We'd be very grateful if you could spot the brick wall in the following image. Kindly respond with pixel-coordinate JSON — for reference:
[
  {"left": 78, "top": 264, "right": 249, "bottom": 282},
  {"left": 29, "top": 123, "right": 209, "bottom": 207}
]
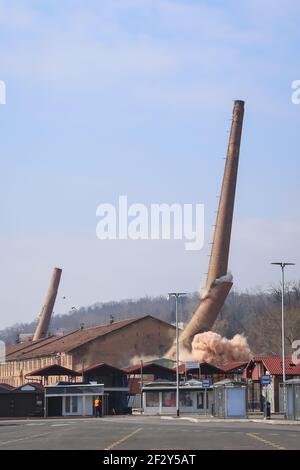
[{"left": 71, "top": 317, "right": 175, "bottom": 370}]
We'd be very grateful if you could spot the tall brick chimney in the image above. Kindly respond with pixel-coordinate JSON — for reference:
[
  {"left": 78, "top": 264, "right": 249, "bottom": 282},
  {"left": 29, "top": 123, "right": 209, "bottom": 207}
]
[
  {"left": 33, "top": 267, "right": 62, "bottom": 341},
  {"left": 179, "top": 100, "right": 245, "bottom": 351}
]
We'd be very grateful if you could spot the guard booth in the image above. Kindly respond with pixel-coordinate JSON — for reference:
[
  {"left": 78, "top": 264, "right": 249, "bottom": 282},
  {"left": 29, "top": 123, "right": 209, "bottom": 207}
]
[
  {"left": 213, "top": 379, "right": 247, "bottom": 418},
  {"left": 45, "top": 382, "right": 105, "bottom": 417},
  {"left": 285, "top": 379, "right": 300, "bottom": 420}
]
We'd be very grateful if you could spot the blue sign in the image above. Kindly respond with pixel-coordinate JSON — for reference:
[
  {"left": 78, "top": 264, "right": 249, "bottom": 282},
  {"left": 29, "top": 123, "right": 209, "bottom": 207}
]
[
  {"left": 261, "top": 374, "right": 271, "bottom": 385},
  {"left": 202, "top": 379, "right": 211, "bottom": 388}
]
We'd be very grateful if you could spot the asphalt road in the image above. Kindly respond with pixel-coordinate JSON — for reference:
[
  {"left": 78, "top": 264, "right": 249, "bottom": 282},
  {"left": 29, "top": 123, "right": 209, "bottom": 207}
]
[{"left": 0, "top": 416, "right": 299, "bottom": 450}]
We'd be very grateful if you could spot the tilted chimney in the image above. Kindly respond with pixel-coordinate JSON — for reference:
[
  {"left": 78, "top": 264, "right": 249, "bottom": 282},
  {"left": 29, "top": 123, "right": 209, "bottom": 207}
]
[
  {"left": 33, "top": 267, "right": 62, "bottom": 341},
  {"left": 179, "top": 100, "right": 245, "bottom": 351}
]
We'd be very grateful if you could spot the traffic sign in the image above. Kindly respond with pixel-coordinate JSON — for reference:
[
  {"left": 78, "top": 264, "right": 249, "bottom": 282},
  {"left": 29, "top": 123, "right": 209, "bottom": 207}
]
[
  {"left": 261, "top": 374, "right": 271, "bottom": 385},
  {"left": 202, "top": 379, "right": 211, "bottom": 388}
]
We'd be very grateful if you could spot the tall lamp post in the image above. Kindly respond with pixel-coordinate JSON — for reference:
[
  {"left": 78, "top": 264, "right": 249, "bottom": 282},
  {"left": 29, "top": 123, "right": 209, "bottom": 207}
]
[
  {"left": 271, "top": 262, "right": 295, "bottom": 418},
  {"left": 168, "top": 292, "right": 186, "bottom": 417}
]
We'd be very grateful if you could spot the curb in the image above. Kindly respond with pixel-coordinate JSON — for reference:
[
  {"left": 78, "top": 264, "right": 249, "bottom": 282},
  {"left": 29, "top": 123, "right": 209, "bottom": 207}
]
[{"left": 160, "top": 416, "right": 300, "bottom": 425}]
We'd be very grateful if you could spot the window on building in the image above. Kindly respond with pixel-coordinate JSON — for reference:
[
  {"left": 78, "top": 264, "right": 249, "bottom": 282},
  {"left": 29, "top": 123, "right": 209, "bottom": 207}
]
[
  {"left": 65, "top": 396, "right": 78, "bottom": 414},
  {"left": 180, "top": 391, "right": 193, "bottom": 407},
  {"left": 72, "top": 396, "right": 78, "bottom": 413},
  {"left": 146, "top": 392, "right": 159, "bottom": 407},
  {"left": 162, "top": 391, "right": 176, "bottom": 407}
]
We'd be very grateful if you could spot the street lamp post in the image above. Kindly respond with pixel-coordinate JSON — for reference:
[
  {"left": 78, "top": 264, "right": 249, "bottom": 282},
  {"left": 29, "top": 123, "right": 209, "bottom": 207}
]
[
  {"left": 140, "top": 360, "right": 144, "bottom": 412},
  {"left": 168, "top": 292, "right": 186, "bottom": 417},
  {"left": 271, "top": 262, "right": 295, "bottom": 418}
]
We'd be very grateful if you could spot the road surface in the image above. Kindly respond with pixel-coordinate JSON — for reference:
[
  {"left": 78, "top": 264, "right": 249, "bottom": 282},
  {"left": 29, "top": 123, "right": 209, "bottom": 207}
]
[{"left": 0, "top": 415, "right": 299, "bottom": 450}]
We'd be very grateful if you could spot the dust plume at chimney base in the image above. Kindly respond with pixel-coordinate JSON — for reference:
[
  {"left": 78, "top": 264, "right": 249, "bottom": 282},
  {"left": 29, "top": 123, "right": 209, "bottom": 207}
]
[{"left": 190, "top": 331, "right": 251, "bottom": 366}]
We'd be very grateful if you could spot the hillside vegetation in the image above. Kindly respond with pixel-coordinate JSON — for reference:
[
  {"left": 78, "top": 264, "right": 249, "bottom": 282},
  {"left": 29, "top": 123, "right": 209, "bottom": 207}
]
[{"left": 1, "top": 282, "right": 300, "bottom": 356}]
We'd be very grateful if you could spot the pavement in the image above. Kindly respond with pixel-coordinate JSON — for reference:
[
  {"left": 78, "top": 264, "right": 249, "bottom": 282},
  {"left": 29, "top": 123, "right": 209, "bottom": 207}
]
[
  {"left": 160, "top": 414, "right": 300, "bottom": 426},
  {"left": 0, "top": 415, "right": 300, "bottom": 450}
]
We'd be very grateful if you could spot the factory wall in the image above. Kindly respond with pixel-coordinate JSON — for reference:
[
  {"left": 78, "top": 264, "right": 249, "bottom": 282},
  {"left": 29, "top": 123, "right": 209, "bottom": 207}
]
[
  {"left": 0, "top": 317, "right": 175, "bottom": 387},
  {"left": 0, "top": 354, "right": 72, "bottom": 387},
  {"left": 71, "top": 317, "right": 175, "bottom": 370}
]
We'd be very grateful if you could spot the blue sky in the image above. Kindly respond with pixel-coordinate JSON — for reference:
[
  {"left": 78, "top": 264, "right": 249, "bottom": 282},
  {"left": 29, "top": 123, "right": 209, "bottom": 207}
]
[{"left": 0, "top": 0, "right": 300, "bottom": 328}]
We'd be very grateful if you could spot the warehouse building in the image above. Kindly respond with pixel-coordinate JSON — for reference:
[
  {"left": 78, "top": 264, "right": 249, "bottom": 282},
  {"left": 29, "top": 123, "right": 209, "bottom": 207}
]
[{"left": 0, "top": 316, "right": 176, "bottom": 387}]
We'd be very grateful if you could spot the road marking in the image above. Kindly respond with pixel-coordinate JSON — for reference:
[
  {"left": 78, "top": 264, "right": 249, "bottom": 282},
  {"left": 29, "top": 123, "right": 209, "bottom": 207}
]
[
  {"left": 51, "top": 424, "right": 72, "bottom": 427},
  {"left": 26, "top": 423, "right": 46, "bottom": 426},
  {"left": 179, "top": 417, "right": 198, "bottom": 423},
  {"left": 0, "top": 432, "right": 52, "bottom": 447},
  {"left": 246, "top": 432, "right": 286, "bottom": 450},
  {"left": 104, "top": 428, "right": 143, "bottom": 450},
  {"left": 160, "top": 416, "right": 199, "bottom": 423}
]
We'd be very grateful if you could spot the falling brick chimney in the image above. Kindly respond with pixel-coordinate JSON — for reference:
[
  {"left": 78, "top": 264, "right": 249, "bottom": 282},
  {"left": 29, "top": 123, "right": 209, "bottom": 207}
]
[
  {"left": 33, "top": 267, "right": 62, "bottom": 341},
  {"left": 174, "top": 100, "right": 245, "bottom": 353}
]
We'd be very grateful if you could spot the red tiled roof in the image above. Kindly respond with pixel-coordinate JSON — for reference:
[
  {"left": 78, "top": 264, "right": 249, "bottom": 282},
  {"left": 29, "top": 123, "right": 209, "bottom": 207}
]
[
  {"left": 221, "top": 361, "right": 248, "bottom": 372},
  {"left": 250, "top": 356, "right": 300, "bottom": 376},
  {"left": 6, "top": 335, "right": 60, "bottom": 359},
  {"left": 6, "top": 317, "right": 151, "bottom": 360},
  {"left": 5, "top": 340, "right": 34, "bottom": 356}
]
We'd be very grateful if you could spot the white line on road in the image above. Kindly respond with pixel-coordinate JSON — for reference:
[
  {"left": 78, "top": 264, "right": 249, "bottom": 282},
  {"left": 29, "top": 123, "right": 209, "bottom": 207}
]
[
  {"left": 246, "top": 432, "right": 286, "bottom": 450},
  {"left": 0, "top": 432, "right": 52, "bottom": 447},
  {"left": 160, "top": 416, "right": 198, "bottom": 423},
  {"left": 104, "top": 428, "right": 143, "bottom": 450},
  {"left": 26, "top": 423, "right": 46, "bottom": 426},
  {"left": 51, "top": 423, "right": 73, "bottom": 427}
]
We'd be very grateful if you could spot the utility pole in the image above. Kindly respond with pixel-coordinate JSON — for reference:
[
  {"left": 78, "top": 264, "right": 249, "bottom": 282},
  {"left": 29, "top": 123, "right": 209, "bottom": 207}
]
[
  {"left": 168, "top": 292, "right": 186, "bottom": 417},
  {"left": 140, "top": 360, "right": 144, "bottom": 412},
  {"left": 271, "top": 262, "right": 295, "bottom": 418}
]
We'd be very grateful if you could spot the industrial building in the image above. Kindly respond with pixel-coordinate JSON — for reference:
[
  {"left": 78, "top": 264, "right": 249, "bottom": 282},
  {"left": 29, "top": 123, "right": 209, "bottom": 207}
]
[{"left": 0, "top": 316, "right": 176, "bottom": 387}]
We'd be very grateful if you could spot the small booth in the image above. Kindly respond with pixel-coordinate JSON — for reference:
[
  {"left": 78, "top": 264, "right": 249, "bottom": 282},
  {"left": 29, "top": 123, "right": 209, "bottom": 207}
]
[
  {"left": 285, "top": 379, "right": 300, "bottom": 421},
  {"left": 213, "top": 379, "right": 247, "bottom": 419},
  {"left": 45, "top": 382, "right": 105, "bottom": 417},
  {"left": 142, "top": 379, "right": 213, "bottom": 415}
]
